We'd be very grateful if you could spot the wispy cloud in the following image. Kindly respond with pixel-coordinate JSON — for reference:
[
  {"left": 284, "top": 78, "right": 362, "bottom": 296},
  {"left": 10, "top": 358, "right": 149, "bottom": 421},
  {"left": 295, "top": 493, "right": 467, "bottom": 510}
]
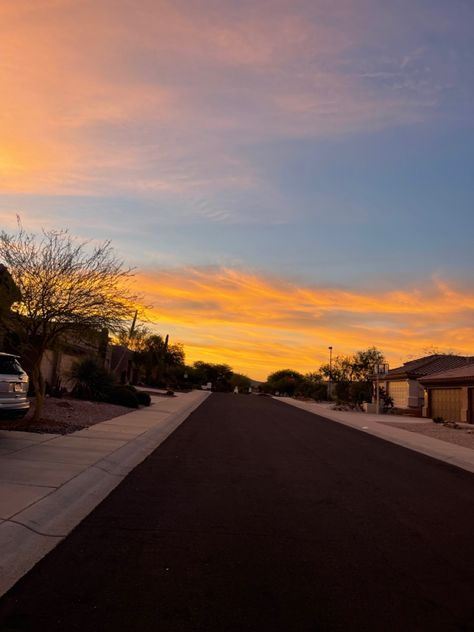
[
  {"left": 137, "top": 267, "right": 474, "bottom": 379},
  {"left": 1, "top": 0, "right": 469, "bottom": 223}
]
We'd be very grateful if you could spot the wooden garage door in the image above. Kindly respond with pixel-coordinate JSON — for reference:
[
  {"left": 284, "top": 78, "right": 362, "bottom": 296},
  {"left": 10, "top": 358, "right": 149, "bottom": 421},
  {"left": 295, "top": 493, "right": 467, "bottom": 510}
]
[
  {"left": 387, "top": 381, "right": 409, "bottom": 408},
  {"left": 430, "top": 388, "right": 461, "bottom": 422}
]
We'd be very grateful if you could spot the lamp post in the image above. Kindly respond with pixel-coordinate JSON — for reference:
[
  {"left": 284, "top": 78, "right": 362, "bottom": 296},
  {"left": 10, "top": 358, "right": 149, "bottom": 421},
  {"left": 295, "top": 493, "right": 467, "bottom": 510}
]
[
  {"left": 375, "top": 369, "right": 380, "bottom": 415},
  {"left": 374, "top": 363, "right": 389, "bottom": 414},
  {"left": 328, "top": 346, "right": 333, "bottom": 397}
]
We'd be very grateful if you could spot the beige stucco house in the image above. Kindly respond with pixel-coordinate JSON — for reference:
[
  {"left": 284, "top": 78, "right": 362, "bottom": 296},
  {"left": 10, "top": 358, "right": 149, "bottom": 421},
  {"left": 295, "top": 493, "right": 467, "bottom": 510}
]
[
  {"left": 379, "top": 355, "right": 474, "bottom": 413},
  {"left": 420, "top": 364, "right": 474, "bottom": 423}
]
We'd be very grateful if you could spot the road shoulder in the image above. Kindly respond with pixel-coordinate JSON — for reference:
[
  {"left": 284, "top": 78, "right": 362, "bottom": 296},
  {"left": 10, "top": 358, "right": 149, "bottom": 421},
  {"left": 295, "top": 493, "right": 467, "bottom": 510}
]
[{"left": 277, "top": 398, "right": 474, "bottom": 475}]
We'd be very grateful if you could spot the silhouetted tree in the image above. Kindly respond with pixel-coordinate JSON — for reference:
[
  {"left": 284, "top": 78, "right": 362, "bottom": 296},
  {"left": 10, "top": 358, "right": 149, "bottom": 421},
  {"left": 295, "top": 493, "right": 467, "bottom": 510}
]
[
  {"left": 188, "top": 361, "right": 233, "bottom": 391},
  {"left": 320, "top": 346, "right": 386, "bottom": 406},
  {"left": 319, "top": 347, "right": 385, "bottom": 382},
  {"left": 264, "top": 369, "right": 305, "bottom": 396},
  {"left": 0, "top": 221, "right": 139, "bottom": 422},
  {"left": 0, "top": 264, "right": 21, "bottom": 349},
  {"left": 134, "top": 334, "right": 185, "bottom": 386},
  {"left": 230, "top": 373, "right": 252, "bottom": 391}
]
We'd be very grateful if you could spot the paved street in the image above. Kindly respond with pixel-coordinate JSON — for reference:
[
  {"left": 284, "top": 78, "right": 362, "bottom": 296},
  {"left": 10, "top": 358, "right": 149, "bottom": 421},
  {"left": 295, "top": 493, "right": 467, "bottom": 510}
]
[{"left": 0, "top": 393, "right": 473, "bottom": 631}]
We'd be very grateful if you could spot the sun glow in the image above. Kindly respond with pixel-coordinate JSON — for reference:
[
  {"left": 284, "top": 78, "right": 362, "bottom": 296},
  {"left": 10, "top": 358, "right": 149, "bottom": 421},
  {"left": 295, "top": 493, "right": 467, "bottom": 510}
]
[{"left": 135, "top": 267, "right": 474, "bottom": 380}]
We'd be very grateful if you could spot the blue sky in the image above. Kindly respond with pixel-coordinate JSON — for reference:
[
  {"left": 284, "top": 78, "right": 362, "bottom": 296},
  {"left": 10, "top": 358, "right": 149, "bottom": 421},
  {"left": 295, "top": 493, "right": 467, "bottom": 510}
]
[{"left": 1, "top": 0, "right": 473, "bottom": 377}]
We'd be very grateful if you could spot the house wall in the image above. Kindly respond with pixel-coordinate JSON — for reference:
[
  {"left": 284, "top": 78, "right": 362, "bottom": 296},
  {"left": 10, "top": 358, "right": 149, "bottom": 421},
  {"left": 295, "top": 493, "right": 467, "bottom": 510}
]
[
  {"left": 387, "top": 380, "right": 408, "bottom": 407},
  {"left": 382, "top": 378, "right": 424, "bottom": 409},
  {"left": 40, "top": 349, "right": 81, "bottom": 391},
  {"left": 57, "top": 352, "right": 81, "bottom": 390},
  {"left": 461, "top": 388, "right": 469, "bottom": 422},
  {"left": 40, "top": 349, "right": 56, "bottom": 384},
  {"left": 408, "top": 380, "right": 424, "bottom": 408},
  {"left": 109, "top": 345, "right": 134, "bottom": 384},
  {"left": 40, "top": 345, "right": 108, "bottom": 392}
]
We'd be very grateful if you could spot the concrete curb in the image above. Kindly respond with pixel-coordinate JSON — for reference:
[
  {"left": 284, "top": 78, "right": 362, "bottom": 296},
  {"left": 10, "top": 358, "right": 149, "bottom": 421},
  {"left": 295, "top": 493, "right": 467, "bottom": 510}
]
[{"left": 0, "top": 390, "right": 210, "bottom": 597}]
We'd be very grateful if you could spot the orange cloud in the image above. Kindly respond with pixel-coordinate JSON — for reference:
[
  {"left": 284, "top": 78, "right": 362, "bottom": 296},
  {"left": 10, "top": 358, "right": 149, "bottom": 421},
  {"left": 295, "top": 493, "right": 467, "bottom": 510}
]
[
  {"left": 136, "top": 267, "right": 474, "bottom": 380},
  {"left": 0, "top": 0, "right": 441, "bottom": 207}
]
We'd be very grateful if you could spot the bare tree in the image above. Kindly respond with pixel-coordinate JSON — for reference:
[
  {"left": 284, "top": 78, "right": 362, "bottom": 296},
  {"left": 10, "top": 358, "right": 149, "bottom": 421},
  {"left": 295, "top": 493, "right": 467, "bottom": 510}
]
[{"left": 0, "top": 221, "right": 141, "bottom": 422}]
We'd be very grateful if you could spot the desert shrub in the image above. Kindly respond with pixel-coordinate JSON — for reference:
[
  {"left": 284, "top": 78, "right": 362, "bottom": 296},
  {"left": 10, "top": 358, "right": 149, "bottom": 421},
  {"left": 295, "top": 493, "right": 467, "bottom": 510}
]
[
  {"left": 349, "top": 381, "right": 372, "bottom": 406},
  {"left": 108, "top": 385, "right": 139, "bottom": 408},
  {"left": 295, "top": 380, "right": 328, "bottom": 401},
  {"left": 377, "top": 386, "right": 394, "bottom": 411},
  {"left": 335, "top": 381, "right": 350, "bottom": 403},
  {"left": 312, "top": 383, "right": 328, "bottom": 401},
  {"left": 137, "top": 391, "right": 151, "bottom": 406},
  {"left": 71, "top": 357, "right": 114, "bottom": 402}
]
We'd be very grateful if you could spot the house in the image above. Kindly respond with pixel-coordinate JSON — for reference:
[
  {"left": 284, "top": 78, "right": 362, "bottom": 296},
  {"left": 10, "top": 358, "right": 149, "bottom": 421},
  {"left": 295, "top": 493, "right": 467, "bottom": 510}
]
[
  {"left": 109, "top": 344, "right": 135, "bottom": 384},
  {"left": 379, "top": 355, "right": 474, "bottom": 413},
  {"left": 7, "top": 334, "right": 133, "bottom": 394},
  {"left": 420, "top": 364, "right": 474, "bottom": 423},
  {"left": 39, "top": 330, "right": 110, "bottom": 393}
]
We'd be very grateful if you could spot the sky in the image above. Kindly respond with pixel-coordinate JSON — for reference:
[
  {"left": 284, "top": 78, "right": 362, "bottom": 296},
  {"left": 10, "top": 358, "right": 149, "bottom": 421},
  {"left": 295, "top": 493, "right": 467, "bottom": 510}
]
[{"left": 1, "top": 0, "right": 474, "bottom": 380}]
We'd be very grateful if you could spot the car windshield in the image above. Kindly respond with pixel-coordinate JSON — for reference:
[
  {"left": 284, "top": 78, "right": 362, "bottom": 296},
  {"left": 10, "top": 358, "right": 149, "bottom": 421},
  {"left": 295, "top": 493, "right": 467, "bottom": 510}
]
[{"left": 0, "top": 357, "right": 23, "bottom": 375}]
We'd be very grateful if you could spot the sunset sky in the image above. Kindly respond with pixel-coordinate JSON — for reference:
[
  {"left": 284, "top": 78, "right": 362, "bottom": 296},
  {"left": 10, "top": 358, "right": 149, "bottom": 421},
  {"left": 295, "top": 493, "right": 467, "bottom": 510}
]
[{"left": 1, "top": 0, "right": 474, "bottom": 379}]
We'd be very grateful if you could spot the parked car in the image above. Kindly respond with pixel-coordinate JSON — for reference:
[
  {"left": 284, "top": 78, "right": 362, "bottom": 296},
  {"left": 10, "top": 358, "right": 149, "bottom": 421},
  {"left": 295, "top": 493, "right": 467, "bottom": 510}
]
[{"left": 0, "top": 352, "right": 30, "bottom": 418}]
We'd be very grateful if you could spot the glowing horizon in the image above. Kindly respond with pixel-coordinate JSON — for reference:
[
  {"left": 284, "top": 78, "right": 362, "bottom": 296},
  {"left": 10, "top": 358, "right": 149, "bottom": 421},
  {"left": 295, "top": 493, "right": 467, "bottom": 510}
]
[{"left": 136, "top": 267, "right": 474, "bottom": 381}]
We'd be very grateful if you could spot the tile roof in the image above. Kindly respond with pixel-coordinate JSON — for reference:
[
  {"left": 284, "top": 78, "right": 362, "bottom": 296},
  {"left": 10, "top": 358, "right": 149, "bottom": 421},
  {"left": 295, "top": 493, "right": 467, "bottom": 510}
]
[
  {"left": 386, "top": 355, "right": 474, "bottom": 379},
  {"left": 420, "top": 363, "right": 474, "bottom": 383}
]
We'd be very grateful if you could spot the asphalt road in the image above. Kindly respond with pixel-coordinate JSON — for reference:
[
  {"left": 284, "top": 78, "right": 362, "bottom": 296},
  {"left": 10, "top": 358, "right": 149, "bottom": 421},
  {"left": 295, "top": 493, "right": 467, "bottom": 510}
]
[{"left": 1, "top": 393, "right": 474, "bottom": 631}]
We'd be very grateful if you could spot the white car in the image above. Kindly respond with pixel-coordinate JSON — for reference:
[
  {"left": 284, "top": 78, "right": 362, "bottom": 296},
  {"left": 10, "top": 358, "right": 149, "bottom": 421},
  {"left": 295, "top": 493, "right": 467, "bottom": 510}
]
[{"left": 0, "top": 352, "right": 30, "bottom": 418}]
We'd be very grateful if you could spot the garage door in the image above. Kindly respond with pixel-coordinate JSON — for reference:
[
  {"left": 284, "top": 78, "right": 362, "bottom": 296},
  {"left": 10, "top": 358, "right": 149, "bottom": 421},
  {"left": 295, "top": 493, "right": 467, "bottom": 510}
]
[
  {"left": 387, "top": 381, "right": 409, "bottom": 408},
  {"left": 430, "top": 388, "right": 461, "bottom": 422}
]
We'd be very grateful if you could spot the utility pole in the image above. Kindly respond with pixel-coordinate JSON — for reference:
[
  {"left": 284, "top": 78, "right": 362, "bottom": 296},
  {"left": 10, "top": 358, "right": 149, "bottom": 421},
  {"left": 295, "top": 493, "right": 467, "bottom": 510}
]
[
  {"left": 328, "top": 346, "right": 333, "bottom": 398},
  {"left": 374, "top": 363, "right": 389, "bottom": 414}
]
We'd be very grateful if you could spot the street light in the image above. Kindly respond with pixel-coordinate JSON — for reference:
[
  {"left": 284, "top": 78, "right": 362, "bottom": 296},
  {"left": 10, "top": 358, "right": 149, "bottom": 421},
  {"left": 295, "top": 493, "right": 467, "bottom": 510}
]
[
  {"left": 373, "top": 363, "right": 389, "bottom": 414},
  {"left": 328, "top": 346, "right": 333, "bottom": 397}
]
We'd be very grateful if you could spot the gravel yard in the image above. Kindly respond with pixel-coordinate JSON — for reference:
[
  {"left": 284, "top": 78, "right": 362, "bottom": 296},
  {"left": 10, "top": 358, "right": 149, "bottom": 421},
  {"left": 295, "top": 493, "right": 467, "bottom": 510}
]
[
  {"left": 0, "top": 397, "right": 133, "bottom": 434},
  {"left": 380, "top": 421, "right": 474, "bottom": 450}
]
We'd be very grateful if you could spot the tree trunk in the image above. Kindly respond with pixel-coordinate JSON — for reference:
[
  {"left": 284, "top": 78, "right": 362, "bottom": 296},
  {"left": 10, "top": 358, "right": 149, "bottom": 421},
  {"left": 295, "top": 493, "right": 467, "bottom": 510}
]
[{"left": 31, "top": 361, "right": 46, "bottom": 423}]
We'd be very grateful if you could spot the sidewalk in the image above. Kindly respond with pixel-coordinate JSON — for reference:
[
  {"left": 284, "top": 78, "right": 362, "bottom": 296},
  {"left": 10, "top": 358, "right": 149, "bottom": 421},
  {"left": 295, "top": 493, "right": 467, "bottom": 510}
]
[
  {"left": 0, "top": 390, "right": 210, "bottom": 597},
  {"left": 278, "top": 398, "right": 474, "bottom": 475}
]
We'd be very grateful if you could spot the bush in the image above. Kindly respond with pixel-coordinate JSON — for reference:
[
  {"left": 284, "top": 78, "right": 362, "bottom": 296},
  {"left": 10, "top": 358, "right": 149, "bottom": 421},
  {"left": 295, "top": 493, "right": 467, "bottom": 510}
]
[
  {"left": 378, "top": 386, "right": 394, "bottom": 412},
  {"left": 108, "top": 385, "right": 139, "bottom": 408},
  {"left": 136, "top": 391, "right": 151, "bottom": 406},
  {"left": 294, "top": 380, "right": 328, "bottom": 401},
  {"left": 70, "top": 357, "right": 114, "bottom": 402},
  {"left": 312, "top": 383, "right": 328, "bottom": 401},
  {"left": 349, "top": 381, "right": 372, "bottom": 406},
  {"left": 335, "top": 381, "right": 350, "bottom": 404}
]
